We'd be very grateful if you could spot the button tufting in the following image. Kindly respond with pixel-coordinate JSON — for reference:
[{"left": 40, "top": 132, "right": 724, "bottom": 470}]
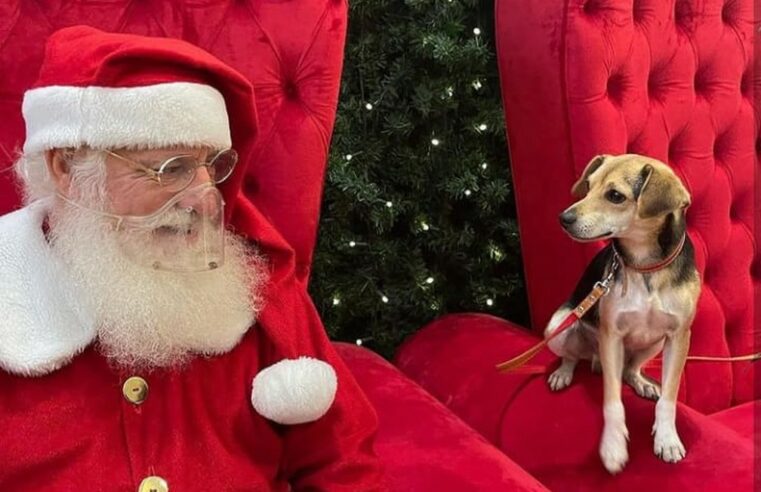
[
  {"left": 693, "top": 70, "right": 708, "bottom": 95},
  {"left": 283, "top": 80, "right": 299, "bottom": 100},
  {"left": 632, "top": 0, "right": 646, "bottom": 22},
  {"left": 674, "top": 0, "right": 691, "bottom": 24},
  {"left": 582, "top": 0, "right": 597, "bottom": 14},
  {"left": 607, "top": 74, "right": 624, "bottom": 104},
  {"left": 720, "top": 2, "right": 734, "bottom": 24}
]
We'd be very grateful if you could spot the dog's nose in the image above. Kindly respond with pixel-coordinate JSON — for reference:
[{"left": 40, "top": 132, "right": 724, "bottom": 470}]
[{"left": 559, "top": 210, "right": 577, "bottom": 227}]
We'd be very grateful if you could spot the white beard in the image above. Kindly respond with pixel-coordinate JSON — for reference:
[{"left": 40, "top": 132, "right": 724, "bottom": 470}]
[{"left": 47, "top": 199, "right": 265, "bottom": 370}]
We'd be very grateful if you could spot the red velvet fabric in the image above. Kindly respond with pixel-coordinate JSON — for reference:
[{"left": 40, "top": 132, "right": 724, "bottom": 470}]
[
  {"left": 396, "top": 316, "right": 755, "bottom": 491},
  {"left": 335, "top": 343, "right": 550, "bottom": 492},
  {"left": 0, "top": 3, "right": 550, "bottom": 490},
  {"left": 396, "top": 1, "right": 757, "bottom": 487},
  {"left": 0, "top": 324, "right": 383, "bottom": 490},
  {"left": 496, "top": 0, "right": 757, "bottom": 413},
  {"left": 0, "top": 0, "right": 345, "bottom": 285}
]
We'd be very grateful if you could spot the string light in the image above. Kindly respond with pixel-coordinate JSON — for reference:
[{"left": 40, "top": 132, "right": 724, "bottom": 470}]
[
  {"left": 473, "top": 27, "right": 482, "bottom": 36},
  {"left": 425, "top": 277, "right": 435, "bottom": 284},
  {"left": 386, "top": 201, "right": 393, "bottom": 208},
  {"left": 464, "top": 189, "right": 472, "bottom": 196},
  {"left": 381, "top": 295, "right": 389, "bottom": 303},
  {"left": 349, "top": 241, "right": 356, "bottom": 247},
  {"left": 486, "top": 298, "right": 494, "bottom": 306},
  {"left": 332, "top": 297, "right": 341, "bottom": 306},
  {"left": 481, "top": 162, "right": 488, "bottom": 170},
  {"left": 345, "top": 154, "right": 353, "bottom": 161},
  {"left": 421, "top": 222, "right": 430, "bottom": 231},
  {"left": 478, "top": 123, "right": 488, "bottom": 131},
  {"left": 472, "top": 80, "right": 483, "bottom": 90},
  {"left": 431, "top": 138, "right": 440, "bottom": 146},
  {"left": 365, "top": 102, "right": 373, "bottom": 110},
  {"left": 446, "top": 86, "right": 454, "bottom": 98},
  {"left": 489, "top": 244, "right": 505, "bottom": 261},
  {"left": 355, "top": 336, "right": 374, "bottom": 346}
]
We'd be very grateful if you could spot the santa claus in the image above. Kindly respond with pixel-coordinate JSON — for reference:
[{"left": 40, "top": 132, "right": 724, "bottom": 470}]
[{"left": 0, "top": 26, "right": 385, "bottom": 491}]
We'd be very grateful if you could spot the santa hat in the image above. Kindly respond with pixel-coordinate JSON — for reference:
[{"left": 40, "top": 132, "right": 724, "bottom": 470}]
[{"left": 15, "top": 26, "right": 337, "bottom": 425}]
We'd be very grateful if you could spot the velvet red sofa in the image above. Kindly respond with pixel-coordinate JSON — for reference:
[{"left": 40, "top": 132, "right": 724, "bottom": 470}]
[
  {"left": 396, "top": 0, "right": 758, "bottom": 490},
  {"left": 0, "top": 1, "right": 548, "bottom": 490}
]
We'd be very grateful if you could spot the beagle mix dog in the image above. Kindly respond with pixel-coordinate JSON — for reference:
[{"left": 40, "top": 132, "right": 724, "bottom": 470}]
[{"left": 545, "top": 154, "right": 700, "bottom": 474}]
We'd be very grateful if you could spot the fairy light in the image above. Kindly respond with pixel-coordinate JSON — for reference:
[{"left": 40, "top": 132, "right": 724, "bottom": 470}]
[
  {"left": 481, "top": 162, "right": 488, "bottom": 170},
  {"left": 478, "top": 123, "right": 488, "bottom": 131},
  {"left": 472, "top": 80, "right": 483, "bottom": 90},
  {"left": 421, "top": 222, "right": 430, "bottom": 231},
  {"left": 425, "top": 277, "right": 435, "bottom": 284},
  {"left": 486, "top": 298, "right": 494, "bottom": 306},
  {"left": 349, "top": 241, "right": 356, "bottom": 247},
  {"left": 386, "top": 201, "right": 393, "bottom": 208},
  {"left": 332, "top": 297, "right": 341, "bottom": 306},
  {"left": 431, "top": 138, "right": 440, "bottom": 146},
  {"left": 381, "top": 295, "right": 389, "bottom": 303},
  {"left": 345, "top": 154, "right": 353, "bottom": 161},
  {"left": 464, "top": 189, "right": 472, "bottom": 196},
  {"left": 365, "top": 102, "right": 373, "bottom": 110},
  {"left": 473, "top": 27, "right": 482, "bottom": 36}
]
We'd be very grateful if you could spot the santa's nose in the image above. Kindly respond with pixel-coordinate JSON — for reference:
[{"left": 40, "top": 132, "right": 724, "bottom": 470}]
[{"left": 176, "top": 186, "right": 221, "bottom": 220}]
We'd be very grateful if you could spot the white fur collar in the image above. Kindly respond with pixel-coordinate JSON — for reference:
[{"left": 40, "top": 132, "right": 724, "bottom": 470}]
[{"left": 0, "top": 201, "right": 96, "bottom": 376}]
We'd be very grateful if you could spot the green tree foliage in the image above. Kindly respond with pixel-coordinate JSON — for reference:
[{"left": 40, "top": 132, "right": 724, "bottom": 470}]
[{"left": 310, "top": 0, "right": 528, "bottom": 358}]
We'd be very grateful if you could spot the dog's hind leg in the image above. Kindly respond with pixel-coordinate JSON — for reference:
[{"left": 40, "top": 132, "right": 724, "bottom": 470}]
[
  {"left": 623, "top": 341, "right": 664, "bottom": 401},
  {"left": 545, "top": 308, "right": 594, "bottom": 391}
]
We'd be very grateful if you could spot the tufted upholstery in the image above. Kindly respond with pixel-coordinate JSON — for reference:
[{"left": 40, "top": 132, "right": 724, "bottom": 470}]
[
  {"left": 0, "top": 0, "right": 346, "bottom": 284},
  {"left": 498, "top": 0, "right": 757, "bottom": 413},
  {"left": 0, "top": 3, "right": 550, "bottom": 489},
  {"left": 395, "top": 0, "right": 757, "bottom": 488}
]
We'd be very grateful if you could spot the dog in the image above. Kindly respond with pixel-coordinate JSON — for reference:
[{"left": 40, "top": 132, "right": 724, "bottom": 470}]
[{"left": 545, "top": 154, "right": 700, "bottom": 474}]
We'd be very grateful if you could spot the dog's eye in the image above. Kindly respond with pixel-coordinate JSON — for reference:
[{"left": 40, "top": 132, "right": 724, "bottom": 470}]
[{"left": 605, "top": 189, "right": 626, "bottom": 204}]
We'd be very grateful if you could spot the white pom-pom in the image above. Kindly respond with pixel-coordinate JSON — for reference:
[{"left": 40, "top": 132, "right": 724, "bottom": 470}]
[{"left": 251, "top": 357, "right": 337, "bottom": 425}]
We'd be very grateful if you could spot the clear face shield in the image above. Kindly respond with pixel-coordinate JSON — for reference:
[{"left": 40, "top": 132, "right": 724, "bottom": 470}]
[
  {"left": 114, "top": 183, "right": 226, "bottom": 272},
  {"left": 59, "top": 183, "right": 227, "bottom": 273}
]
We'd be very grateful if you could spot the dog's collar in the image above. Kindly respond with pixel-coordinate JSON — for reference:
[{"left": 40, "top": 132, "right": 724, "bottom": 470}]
[{"left": 611, "top": 233, "right": 686, "bottom": 274}]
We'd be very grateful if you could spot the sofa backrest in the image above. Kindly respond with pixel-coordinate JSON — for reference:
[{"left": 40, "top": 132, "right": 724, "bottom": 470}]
[
  {"left": 496, "top": 0, "right": 757, "bottom": 412},
  {"left": 0, "top": 0, "right": 347, "bottom": 285}
]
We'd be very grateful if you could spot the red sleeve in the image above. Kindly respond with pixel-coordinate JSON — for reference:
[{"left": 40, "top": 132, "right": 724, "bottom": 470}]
[
  {"left": 232, "top": 199, "right": 386, "bottom": 490},
  {"left": 259, "top": 283, "right": 387, "bottom": 491}
]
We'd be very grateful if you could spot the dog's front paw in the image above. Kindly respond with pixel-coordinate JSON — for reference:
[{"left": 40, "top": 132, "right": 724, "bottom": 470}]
[
  {"left": 653, "top": 423, "right": 686, "bottom": 463},
  {"left": 599, "top": 424, "right": 630, "bottom": 474},
  {"left": 547, "top": 364, "right": 574, "bottom": 391}
]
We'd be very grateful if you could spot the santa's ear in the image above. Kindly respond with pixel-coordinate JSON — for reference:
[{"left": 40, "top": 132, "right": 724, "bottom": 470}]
[
  {"left": 45, "top": 149, "right": 73, "bottom": 193},
  {"left": 636, "top": 164, "right": 691, "bottom": 218},
  {"left": 571, "top": 155, "right": 609, "bottom": 198}
]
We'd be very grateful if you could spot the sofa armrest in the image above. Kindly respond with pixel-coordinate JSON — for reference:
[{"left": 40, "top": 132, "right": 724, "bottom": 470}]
[
  {"left": 335, "top": 342, "right": 548, "bottom": 492},
  {"left": 394, "top": 314, "right": 754, "bottom": 491}
]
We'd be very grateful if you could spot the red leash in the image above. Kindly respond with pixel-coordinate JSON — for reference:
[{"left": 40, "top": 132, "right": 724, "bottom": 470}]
[
  {"left": 496, "top": 261, "right": 617, "bottom": 373},
  {"left": 496, "top": 237, "right": 761, "bottom": 373}
]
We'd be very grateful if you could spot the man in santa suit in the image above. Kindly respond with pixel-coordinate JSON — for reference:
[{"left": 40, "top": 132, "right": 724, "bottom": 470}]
[{"left": 0, "top": 26, "right": 385, "bottom": 491}]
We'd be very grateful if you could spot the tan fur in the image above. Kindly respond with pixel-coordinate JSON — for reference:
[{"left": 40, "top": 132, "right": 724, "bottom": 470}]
[{"left": 548, "top": 154, "right": 700, "bottom": 474}]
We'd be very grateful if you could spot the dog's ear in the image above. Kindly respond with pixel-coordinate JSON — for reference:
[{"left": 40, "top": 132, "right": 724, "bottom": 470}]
[
  {"left": 571, "top": 155, "right": 609, "bottom": 198},
  {"left": 636, "top": 164, "right": 691, "bottom": 218}
]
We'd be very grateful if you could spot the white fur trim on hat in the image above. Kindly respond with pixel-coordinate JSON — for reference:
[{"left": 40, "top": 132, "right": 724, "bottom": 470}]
[
  {"left": 251, "top": 357, "right": 338, "bottom": 425},
  {"left": 22, "top": 82, "right": 231, "bottom": 153}
]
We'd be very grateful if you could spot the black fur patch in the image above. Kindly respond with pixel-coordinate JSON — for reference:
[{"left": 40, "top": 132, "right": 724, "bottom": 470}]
[{"left": 566, "top": 245, "right": 616, "bottom": 325}]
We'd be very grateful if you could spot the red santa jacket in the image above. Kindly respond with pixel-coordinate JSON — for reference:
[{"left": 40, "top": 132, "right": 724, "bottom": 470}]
[
  {"left": 1, "top": 27, "right": 385, "bottom": 492},
  {"left": 0, "top": 197, "right": 386, "bottom": 491}
]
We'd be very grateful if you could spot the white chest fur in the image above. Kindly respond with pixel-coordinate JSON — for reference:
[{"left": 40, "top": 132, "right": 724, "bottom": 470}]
[{"left": 598, "top": 271, "right": 684, "bottom": 351}]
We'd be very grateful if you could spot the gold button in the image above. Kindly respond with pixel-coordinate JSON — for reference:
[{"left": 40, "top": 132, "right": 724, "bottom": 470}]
[
  {"left": 122, "top": 376, "right": 149, "bottom": 405},
  {"left": 138, "top": 476, "right": 168, "bottom": 492}
]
